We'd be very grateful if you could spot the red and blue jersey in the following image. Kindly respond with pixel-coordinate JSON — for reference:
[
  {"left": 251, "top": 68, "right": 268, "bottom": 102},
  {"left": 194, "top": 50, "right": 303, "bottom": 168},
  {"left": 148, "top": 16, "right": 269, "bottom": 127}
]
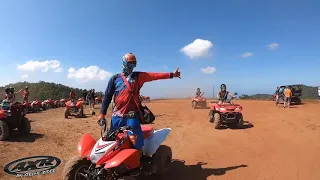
[{"left": 100, "top": 71, "right": 173, "bottom": 117}]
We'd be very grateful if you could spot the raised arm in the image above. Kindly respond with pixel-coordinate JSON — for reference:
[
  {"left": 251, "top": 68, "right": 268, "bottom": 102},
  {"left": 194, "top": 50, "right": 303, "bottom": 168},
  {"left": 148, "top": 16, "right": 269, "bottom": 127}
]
[
  {"left": 100, "top": 75, "right": 116, "bottom": 116},
  {"left": 138, "top": 72, "right": 173, "bottom": 84}
]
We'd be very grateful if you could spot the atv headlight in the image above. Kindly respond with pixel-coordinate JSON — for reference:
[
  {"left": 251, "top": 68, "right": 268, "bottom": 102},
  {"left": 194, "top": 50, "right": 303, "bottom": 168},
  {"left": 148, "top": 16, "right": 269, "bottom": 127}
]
[{"left": 219, "top": 108, "right": 226, "bottom": 111}]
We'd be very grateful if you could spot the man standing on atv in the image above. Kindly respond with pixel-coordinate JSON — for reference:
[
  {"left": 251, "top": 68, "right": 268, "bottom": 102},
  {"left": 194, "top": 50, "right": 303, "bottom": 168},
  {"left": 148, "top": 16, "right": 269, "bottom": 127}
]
[
  {"left": 70, "top": 90, "right": 76, "bottom": 102},
  {"left": 97, "top": 53, "right": 181, "bottom": 154},
  {"left": 216, "top": 84, "right": 235, "bottom": 104},
  {"left": 195, "top": 88, "right": 202, "bottom": 97},
  {"left": 22, "top": 86, "right": 29, "bottom": 102},
  {"left": 283, "top": 86, "right": 292, "bottom": 108}
]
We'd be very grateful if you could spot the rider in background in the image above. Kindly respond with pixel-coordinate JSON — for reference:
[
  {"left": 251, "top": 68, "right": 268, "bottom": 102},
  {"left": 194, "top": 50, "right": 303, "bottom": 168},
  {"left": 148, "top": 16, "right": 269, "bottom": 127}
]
[
  {"left": 82, "top": 89, "right": 88, "bottom": 107},
  {"left": 6, "top": 87, "right": 21, "bottom": 103},
  {"left": 283, "top": 86, "right": 292, "bottom": 108},
  {"left": 98, "top": 53, "right": 181, "bottom": 155},
  {"left": 216, "top": 84, "right": 235, "bottom": 104},
  {"left": 70, "top": 90, "right": 76, "bottom": 102},
  {"left": 275, "top": 86, "right": 280, "bottom": 106},
  {"left": 195, "top": 88, "right": 201, "bottom": 97},
  {"left": 22, "top": 86, "right": 29, "bottom": 102},
  {"left": 87, "top": 89, "right": 95, "bottom": 109}
]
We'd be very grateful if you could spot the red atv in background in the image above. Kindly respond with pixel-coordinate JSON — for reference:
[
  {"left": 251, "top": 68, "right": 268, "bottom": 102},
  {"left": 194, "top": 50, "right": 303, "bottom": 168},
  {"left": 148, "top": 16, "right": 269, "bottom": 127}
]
[
  {"left": 46, "top": 99, "right": 55, "bottom": 109},
  {"left": 22, "top": 101, "right": 36, "bottom": 113},
  {"left": 62, "top": 116, "right": 172, "bottom": 180},
  {"left": 191, "top": 92, "right": 207, "bottom": 109},
  {"left": 95, "top": 97, "right": 102, "bottom": 104},
  {"left": 60, "top": 98, "right": 67, "bottom": 107},
  {"left": 64, "top": 99, "right": 84, "bottom": 118},
  {"left": 41, "top": 100, "right": 48, "bottom": 110},
  {"left": 31, "top": 100, "right": 41, "bottom": 112},
  {"left": 0, "top": 100, "right": 31, "bottom": 141},
  {"left": 140, "top": 95, "right": 150, "bottom": 103},
  {"left": 208, "top": 92, "right": 244, "bottom": 129},
  {"left": 54, "top": 100, "right": 61, "bottom": 108}
]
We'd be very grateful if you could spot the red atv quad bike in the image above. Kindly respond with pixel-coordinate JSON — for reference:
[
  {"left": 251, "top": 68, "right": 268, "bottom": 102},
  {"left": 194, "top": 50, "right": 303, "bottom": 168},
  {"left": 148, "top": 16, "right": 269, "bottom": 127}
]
[
  {"left": 23, "top": 101, "right": 36, "bottom": 114},
  {"left": 95, "top": 97, "right": 102, "bottom": 104},
  {"left": 62, "top": 116, "right": 172, "bottom": 180},
  {"left": 140, "top": 95, "right": 151, "bottom": 103},
  {"left": 60, "top": 98, "right": 67, "bottom": 107},
  {"left": 64, "top": 99, "right": 85, "bottom": 118},
  {"left": 191, "top": 92, "right": 207, "bottom": 109},
  {"left": 0, "top": 101, "right": 31, "bottom": 141},
  {"left": 31, "top": 100, "right": 41, "bottom": 112},
  {"left": 47, "top": 99, "right": 55, "bottom": 109},
  {"left": 208, "top": 92, "right": 244, "bottom": 129},
  {"left": 41, "top": 101, "right": 48, "bottom": 110},
  {"left": 54, "top": 100, "right": 61, "bottom": 108}
]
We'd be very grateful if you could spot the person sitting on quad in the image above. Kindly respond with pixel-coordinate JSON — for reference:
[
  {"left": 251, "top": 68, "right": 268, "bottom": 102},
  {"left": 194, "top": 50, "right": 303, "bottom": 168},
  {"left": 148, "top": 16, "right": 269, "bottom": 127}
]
[
  {"left": 5, "top": 87, "right": 21, "bottom": 103},
  {"left": 195, "top": 88, "right": 202, "bottom": 98},
  {"left": 97, "top": 53, "right": 181, "bottom": 169},
  {"left": 216, "top": 84, "right": 235, "bottom": 104},
  {"left": 70, "top": 90, "right": 76, "bottom": 102}
]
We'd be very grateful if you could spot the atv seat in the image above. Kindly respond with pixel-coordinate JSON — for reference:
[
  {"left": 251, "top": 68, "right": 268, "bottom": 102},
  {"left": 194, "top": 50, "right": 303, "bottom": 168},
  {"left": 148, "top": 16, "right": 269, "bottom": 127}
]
[{"left": 141, "top": 125, "right": 154, "bottom": 139}]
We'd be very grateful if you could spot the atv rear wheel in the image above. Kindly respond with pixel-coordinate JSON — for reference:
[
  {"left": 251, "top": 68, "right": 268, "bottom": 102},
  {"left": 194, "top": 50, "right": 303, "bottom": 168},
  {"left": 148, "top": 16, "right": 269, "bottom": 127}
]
[
  {"left": 192, "top": 101, "right": 196, "bottom": 109},
  {"left": 0, "top": 120, "right": 9, "bottom": 141},
  {"left": 77, "top": 108, "right": 85, "bottom": 118},
  {"left": 17, "top": 117, "right": 31, "bottom": 135},
  {"left": 62, "top": 157, "right": 91, "bottom": 180},
  {"left": 209, "top": 110, "right": 214, "bottom": 123},
  {"left": 213, "top": 113, "right": 221, "bottom": 129},
  {"left": 153, "top": 145, "right": 172, "bottom": 176}
]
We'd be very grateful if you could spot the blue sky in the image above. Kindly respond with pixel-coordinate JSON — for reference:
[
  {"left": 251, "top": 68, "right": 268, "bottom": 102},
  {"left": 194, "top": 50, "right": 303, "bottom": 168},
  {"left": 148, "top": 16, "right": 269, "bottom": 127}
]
[{"left": 0, "top": 0, "right": 319, "bottom": 98}]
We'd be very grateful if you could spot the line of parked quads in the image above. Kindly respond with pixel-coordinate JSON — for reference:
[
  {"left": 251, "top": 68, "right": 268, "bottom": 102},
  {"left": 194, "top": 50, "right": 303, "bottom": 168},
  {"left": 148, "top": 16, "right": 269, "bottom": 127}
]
[
  {"left": 0, "top": 97, "right": 103, "bottom": 141},
  {"left": 191, "top": 92, "right": 244, "bottom": 129}
]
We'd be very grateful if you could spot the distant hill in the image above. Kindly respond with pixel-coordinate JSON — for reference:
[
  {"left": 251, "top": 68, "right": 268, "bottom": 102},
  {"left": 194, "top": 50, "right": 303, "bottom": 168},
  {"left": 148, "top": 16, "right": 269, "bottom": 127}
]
[
  {"left": 0, "top": 81, "right": 103, "bottom": 101},
  {"left": 240, "top": 85, "right": 318, "bottom": 100}
]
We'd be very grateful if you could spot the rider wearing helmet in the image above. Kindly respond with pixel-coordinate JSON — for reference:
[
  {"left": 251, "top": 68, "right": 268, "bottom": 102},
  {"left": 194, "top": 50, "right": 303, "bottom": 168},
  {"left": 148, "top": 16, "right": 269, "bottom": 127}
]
[
  {"left": 217, "top": 84, "right": 234, "bottom": 103},
  {"left": 195, "top": 88, "right": 201, "bottom": 97},
  {"left": 98, "top": 53, "right": 181, "bottom": 154}
]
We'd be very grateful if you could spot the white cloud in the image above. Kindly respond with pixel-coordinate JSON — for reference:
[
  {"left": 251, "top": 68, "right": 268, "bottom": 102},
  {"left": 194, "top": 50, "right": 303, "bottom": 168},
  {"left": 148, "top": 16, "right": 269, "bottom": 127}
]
[
  {"left": 21, "top": 74, "right": 28, "bottom": 79},
  {"left": 17, "top": 60, "right": 63, "bottom": 73},
  {"left": 242, "top": 52, "right": 253, "bottom": 58},
  {"left": 67, "top": 66, "right": 112, "bottom": 82},
  {"left": 180, "top": 39, "right": 213, "bottom": 59},
  {"left": 267, "top": 43, "right": 279, "bottom": 50},
  {"left": 200, "top": 66, "right": 216, "bottom": 74}
]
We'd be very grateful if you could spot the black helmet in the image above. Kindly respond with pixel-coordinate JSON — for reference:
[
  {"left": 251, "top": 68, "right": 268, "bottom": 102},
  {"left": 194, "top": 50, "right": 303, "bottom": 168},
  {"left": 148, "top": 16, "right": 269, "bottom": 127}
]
[
  {"left": 197, "top": 88, "right": 200, "bottom": 91},
  {"left": 220, "top": 84, "right": 226, "bottom": 90}
]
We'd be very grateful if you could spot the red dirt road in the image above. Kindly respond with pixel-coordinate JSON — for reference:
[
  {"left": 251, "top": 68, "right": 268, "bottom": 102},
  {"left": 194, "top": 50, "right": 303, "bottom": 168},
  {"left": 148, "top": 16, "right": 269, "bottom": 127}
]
[{"left": 1, "top": 100, "right": 320, "bottom": 180}]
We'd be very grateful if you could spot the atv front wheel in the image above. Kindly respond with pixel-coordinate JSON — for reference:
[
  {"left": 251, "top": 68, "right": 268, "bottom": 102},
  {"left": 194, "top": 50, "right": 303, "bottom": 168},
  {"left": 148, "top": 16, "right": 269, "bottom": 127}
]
[
  {"left": 64, "top": 110, "right": 70, "bottom": 119},
  {"left": 209, "top": 110, "right": 214, "bottom": 123},
  {"left": 153, "top": 145, "right": 172, "bottom": 176},
  {"left": 0, "top": 120, "right": 9, "bottom": 141},
  {"left": 17, "top": 117, "right": 31, "bottom": 135},
  {"left": 213, "top": 113, "right": 221, "bottom": 129},
  {"left": 236, "top": 114, "right": 244, "bottom": 129},
  {"left": 62, "top": 157, "right": 91, "bottom": 180},
  {"left": 192, "top": 101, "right": 196, "bottom": 109}
]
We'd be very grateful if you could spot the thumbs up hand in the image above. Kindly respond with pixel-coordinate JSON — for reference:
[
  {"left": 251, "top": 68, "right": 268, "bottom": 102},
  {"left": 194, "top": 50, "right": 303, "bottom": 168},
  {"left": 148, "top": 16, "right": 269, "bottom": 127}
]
[{"left": 173, "top": 67, "right": 181, "bottom": 79}]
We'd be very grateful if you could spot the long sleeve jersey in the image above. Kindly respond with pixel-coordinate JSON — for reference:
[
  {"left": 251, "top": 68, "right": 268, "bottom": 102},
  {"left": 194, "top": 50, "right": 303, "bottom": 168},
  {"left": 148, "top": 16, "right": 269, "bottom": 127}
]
[{"left": 100, "top": 71, "right": 173, "bottom": 117}]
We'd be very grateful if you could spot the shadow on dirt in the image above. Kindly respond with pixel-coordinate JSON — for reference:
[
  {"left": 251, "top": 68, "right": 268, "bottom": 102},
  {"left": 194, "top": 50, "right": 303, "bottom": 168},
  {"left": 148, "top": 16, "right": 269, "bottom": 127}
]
[
  {"left": 138, "top": 160, "right": 248, "bottom": 180},
  {"left": 217, "top": 121, "right": 254, "bottom": 130},
  {"left": 155, "top": 114, "right": 165, "bottom": 117},
  {"left": 7, "top": 132, "right": 44, "bottom": 143}
]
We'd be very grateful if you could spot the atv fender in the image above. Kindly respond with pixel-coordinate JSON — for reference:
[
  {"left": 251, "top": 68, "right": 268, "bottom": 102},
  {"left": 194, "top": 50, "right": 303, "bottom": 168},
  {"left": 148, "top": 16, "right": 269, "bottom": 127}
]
[
  {"left": 78, "top": 133, "right": 96, "bottom": 157},
  {"left": 104, "top": 149, "right": 140, "bottom": 169},
  {"left": 142, "top": 128, "right": 171, "bottom": 156}
]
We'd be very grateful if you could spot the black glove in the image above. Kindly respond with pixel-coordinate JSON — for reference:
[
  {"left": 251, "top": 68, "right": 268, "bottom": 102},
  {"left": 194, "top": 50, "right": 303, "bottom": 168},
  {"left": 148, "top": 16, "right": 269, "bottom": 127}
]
[{"left": 97, "top": 118, "right": 106, "bottom": 126}]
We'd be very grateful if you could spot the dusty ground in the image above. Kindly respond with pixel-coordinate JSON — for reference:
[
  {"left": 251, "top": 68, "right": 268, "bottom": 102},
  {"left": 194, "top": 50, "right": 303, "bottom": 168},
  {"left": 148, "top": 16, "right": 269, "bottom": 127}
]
[{"left": 1, "top": 100, "right": 320, "bottom": 180}]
